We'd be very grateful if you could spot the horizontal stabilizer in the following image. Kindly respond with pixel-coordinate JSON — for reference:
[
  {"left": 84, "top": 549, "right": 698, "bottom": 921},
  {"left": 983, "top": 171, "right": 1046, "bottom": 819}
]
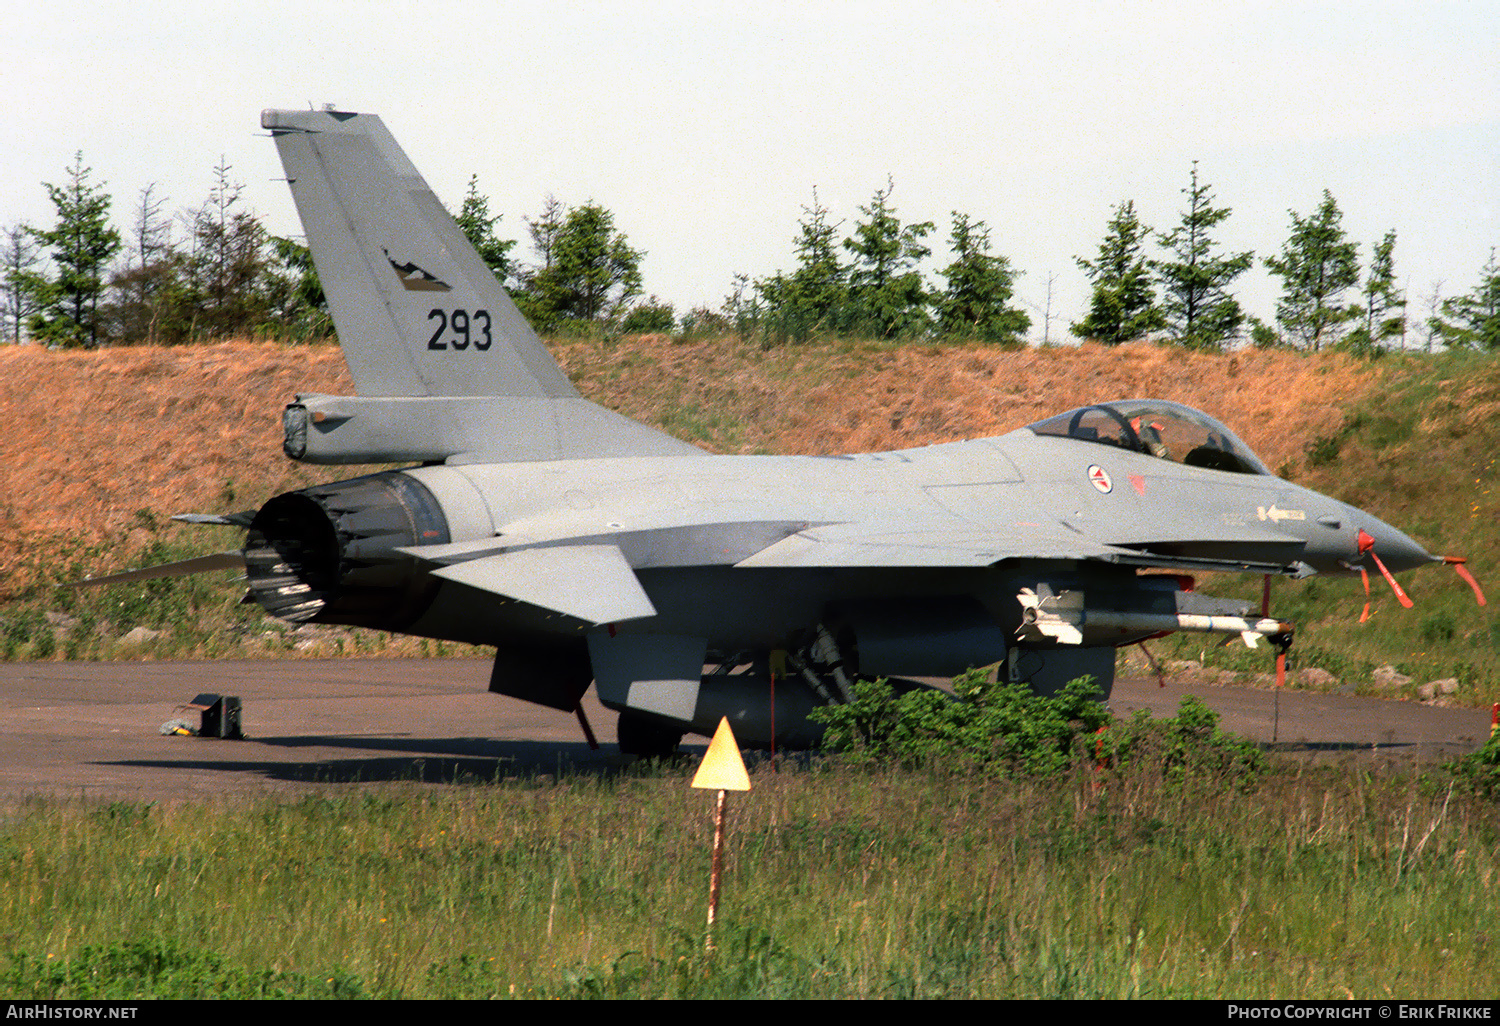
[
  {"left": 69, "top": 550, "right": 245, "bottom": 588},
  {"left": 397, "top": 538, "right": 508, "bottom": 565},
  {"left": 286, "top": 393, "right": 703, "bottom": 464},
  {"left": 172, "top": 511, "right": 256, "bottom": 527},
  {"left": 429, "top": 545, "right": 657, "bottom": 625}
]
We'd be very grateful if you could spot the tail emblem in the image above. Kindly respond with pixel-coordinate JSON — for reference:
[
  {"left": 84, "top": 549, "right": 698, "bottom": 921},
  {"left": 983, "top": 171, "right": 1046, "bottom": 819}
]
[{"left": 384, "top": 250, "right": 451, "bottom": 292}]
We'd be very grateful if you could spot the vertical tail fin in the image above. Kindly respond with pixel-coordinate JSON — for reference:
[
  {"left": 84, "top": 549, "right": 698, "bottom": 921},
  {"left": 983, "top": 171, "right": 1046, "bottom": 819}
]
[
  {"left": 262, "top": 108, "right": 576, "bottom": 400},
  {"left": 262, "top": 109, "right": 703, "bottom": 462}
]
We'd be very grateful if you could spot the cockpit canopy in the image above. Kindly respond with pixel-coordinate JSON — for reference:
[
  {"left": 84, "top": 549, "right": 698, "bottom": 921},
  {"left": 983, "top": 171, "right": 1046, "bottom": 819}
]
[{"left": 1027, "top": 400, "right": 1270, "bottom": 476}]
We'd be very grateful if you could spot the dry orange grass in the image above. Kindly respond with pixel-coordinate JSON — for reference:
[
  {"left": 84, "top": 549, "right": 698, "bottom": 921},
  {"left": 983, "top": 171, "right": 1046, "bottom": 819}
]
[
  {"left": 556, "top": 335, "right": 1372, "bottom": 472},
  {"left": 766, "top": 341, "right": 1371, "bottom": 471},
  {"left": 0, "top": 341, "right": 353, "bottom": 590},
  {"left": 0, "top": 336, "right": 1374, "bottom": 595}
]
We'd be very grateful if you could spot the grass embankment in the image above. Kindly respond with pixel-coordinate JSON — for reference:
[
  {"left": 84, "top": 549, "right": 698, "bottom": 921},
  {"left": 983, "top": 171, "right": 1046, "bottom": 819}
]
[
  {"left": 1150, "top": 349, "right": 1500, "bottom": 704},
  {"left": 2, "top": 753, "right": 1497, "bottom": 999},
  {"left": 0, "top": 337, "right": 1494, "bottom": 703}
]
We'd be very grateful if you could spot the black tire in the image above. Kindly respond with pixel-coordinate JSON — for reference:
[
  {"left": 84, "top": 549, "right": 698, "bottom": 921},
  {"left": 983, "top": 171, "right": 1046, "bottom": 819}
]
[{"left": 616, "top": 712, "right": 684, "bottom": 758}]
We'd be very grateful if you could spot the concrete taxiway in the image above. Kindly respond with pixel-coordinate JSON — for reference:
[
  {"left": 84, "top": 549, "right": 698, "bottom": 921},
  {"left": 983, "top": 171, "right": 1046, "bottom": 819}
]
[{"left": 0, "top": 659, "right": 1489, "bottom": 799}]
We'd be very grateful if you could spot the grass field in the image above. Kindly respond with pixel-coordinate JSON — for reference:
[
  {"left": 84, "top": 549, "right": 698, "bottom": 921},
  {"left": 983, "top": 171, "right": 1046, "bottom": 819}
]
[{"left": 1, "top": 744, "right": 1497, "bottom": 1000}]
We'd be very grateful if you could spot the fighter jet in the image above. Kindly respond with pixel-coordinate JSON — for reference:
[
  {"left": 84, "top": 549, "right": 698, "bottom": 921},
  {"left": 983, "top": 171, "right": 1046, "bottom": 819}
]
[{"left": 80, "top": 109, "right": 1483, "bottom": 755}]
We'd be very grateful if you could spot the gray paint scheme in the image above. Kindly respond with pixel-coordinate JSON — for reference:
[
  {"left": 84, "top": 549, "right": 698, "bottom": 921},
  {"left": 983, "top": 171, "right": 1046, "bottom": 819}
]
[{"left": 101, "top": 109, "right": 1447, "bottom": 750}]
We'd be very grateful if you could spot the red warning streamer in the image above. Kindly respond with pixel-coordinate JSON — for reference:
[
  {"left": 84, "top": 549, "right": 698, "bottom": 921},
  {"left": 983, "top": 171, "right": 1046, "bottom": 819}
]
[
  {"left": 1444, "top": 557, "right": 1488, "bottom": 607},
  {"left": 1358, "top": 529, "right": 1414, "bottom": 609}
]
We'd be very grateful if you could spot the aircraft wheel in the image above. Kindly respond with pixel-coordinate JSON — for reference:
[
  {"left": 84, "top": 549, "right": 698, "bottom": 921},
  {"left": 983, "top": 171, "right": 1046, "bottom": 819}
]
[{"left": 616, "top": 712, "right": 683, "bottom": 758}]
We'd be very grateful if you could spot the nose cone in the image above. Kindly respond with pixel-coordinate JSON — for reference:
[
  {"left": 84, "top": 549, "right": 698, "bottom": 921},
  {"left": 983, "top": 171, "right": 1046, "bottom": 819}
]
[
  {"left": 1283, "top": 483, "right": 1439, "bottom": 576},
  {"left": 1352, "top": 510, "right": 1437, "bottom": 573}
]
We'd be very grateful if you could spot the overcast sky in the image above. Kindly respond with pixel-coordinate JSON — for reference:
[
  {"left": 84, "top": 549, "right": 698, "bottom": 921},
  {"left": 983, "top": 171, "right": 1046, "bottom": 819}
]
[{"left": 4, "top": 0, "right": 1496, "bottom": 342}]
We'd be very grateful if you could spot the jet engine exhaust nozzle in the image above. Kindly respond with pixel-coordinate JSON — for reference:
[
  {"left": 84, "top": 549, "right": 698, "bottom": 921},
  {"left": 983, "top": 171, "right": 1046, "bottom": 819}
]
[{"left": 242, "top": 472, "right": 451, "bottom": 628}]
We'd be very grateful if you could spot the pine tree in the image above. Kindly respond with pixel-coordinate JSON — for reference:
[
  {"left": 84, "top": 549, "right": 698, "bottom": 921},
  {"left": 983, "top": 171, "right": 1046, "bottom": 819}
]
[
  {"left": 24, "top": 153, "right": 121, "bottom": 348},
  {"left": 1419, "top": 281, "right": 1446, "bottom": 353},
  {"left": 842, "top": 178, "right": 934, "bottom": 339},
  {"left": 187, "top": 159, "right": 271, "bottom": 339},
  {"left": 1263, "top": 190, "right": 1359, "bottom": 351},
  {"left": 721, "top": 272, "right": 761, "bottom": 344},
  {"left": 754, "top": 190, "right": 848, "bottom": 343},
  {"left": 934, "top": 212, "right": 1029, "bottom": 346},
  {"left": 1, "top": 222, "right": 40, "bottom": 344},
  {"left": 1071, "top": 200, "right": 1164, "bottom": 345},
  {"left": 107, "top": 183, "right": 192, "bottom": 345},
  {"left": 514, "top": 195, "right": 566, "bottom": 326},
  {"left": 1346, "top": 229, "right": 1405, "bottom": 353},
  {"left": 523, "top": 202, "right": 642, "bottom": 328},
  {"left": 1151, "top": 163, "right": 1252, "bottom": 351},
  {"left": 455, "top": 175, "right": 517, "bottom": 287},
  {"left": 1433, "top": 249, "right": 1500, "bottom": 350},
  {"left": 524, "top": 195, "right": 566, "bottom": 272}
]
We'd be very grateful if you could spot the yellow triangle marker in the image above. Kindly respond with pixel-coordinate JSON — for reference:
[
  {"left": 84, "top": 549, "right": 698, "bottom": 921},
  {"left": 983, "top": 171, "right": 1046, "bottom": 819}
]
[{"left": 691, "top": 717, "right": 751, "bottom": 791}]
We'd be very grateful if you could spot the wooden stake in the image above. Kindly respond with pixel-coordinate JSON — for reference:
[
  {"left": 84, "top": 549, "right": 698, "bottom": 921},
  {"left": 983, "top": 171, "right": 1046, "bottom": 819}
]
[{"left": 707, "top": 788, "right": 727, "bottom": 951}]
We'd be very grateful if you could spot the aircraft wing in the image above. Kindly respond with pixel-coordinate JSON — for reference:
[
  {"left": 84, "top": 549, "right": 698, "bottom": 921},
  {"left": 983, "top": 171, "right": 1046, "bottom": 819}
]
[
  {"left": 389, "top": 514, "right": 1312, "bottom": 629},
  {"left": 734, "top": 521, "right": 1311, "bottom": 576},
  {"left": 734, "top": 522, "right": 1121, "bottom": 567}
]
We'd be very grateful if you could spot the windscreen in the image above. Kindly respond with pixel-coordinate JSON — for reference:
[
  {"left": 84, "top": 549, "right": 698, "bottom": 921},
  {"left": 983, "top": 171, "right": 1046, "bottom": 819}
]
[{"left": 1027, "top": 400, "right": 1270, "bottom": 475}]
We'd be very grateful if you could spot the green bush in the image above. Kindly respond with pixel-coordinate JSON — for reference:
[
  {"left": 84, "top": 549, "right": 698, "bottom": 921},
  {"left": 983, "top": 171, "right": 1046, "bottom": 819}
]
[
  {"left": 620, "top": 297, "right": 676, "bottom": 334},
  {"left": 1096, "top": 695, "right": 1265, "bottom": 784},
  {"left": 810, "top": 671, "right": 1109, "bottom": 774},
  {"left": 1304, "top": 432, "right": 1342, "bottom": 468},
  {"left": 1419, "top": 611, "right": 1458, "bottom": 644},
  {"left": 813, "top": 672, "right": 1263, "bottom": 784},
  {"left": 1446, "top": 732, "right": 1500, "bottom": 798},
  {"left": 534, "top": 926, "right": 849, "bottom": 1000}
]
